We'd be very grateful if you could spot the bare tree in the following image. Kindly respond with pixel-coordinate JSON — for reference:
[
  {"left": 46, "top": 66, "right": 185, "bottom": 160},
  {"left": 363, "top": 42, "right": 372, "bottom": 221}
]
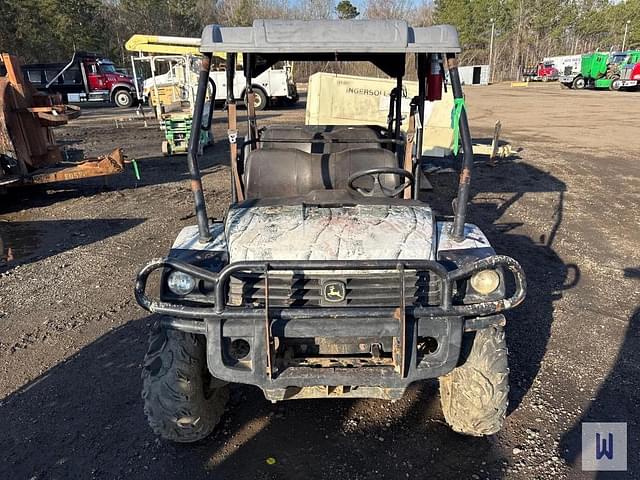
[
  {"left": 364, "top": 0, "right": 414, "bottom": 20},
  {"left": 294, "top": 0, "right": 335, "bottom": 20},
  {"left": 412, "top": 3, "right": 435, "bottom": 27}
]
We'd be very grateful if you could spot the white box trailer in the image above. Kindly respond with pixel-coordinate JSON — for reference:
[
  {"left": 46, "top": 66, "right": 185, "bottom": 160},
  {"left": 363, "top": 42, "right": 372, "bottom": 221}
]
[{"left": 543, "top": 55, "right": 582, "bottom": 76}]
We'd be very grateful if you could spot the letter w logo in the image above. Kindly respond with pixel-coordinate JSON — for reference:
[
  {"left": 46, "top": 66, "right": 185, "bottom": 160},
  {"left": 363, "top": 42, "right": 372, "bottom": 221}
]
[{"left": 596, "top": 432, "right": 614, "bottom": 460}]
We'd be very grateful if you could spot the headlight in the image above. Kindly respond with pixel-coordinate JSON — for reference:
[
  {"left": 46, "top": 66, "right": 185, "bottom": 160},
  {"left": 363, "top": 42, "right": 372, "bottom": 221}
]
[
  {"left": 167, "top": 270, "right": 196, "bottom": 296},
  {"left": 470, "top": 270, "right": 500, "bottom": 295}
]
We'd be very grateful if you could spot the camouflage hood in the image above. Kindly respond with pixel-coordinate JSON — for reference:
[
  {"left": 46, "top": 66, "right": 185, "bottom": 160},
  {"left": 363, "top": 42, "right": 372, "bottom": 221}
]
[{"left": 225, "top": 204, "right": 435, "bottom": 262}]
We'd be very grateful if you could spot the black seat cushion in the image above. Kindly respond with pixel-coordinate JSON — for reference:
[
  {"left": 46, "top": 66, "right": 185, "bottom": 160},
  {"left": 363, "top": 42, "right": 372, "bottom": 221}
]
[
  {"left": 244, "top": 147, "right": 399, "bottom": 199},
  {"left": 244, "top": 148, "right": 324, "bottom": 198}
]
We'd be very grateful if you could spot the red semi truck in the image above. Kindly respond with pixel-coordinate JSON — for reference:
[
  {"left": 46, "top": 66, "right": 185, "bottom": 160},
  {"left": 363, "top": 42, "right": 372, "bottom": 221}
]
[
  {"left": 21, "top": 52, "right": 137, "bottom": 108},
  {"left": 522, "top": 61, "right": 559, "bottom": 82}
]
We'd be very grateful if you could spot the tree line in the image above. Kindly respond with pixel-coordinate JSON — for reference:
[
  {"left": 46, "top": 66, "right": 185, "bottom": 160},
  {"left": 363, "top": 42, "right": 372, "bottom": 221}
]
[
  {"left": 435, "top": 0, "right": 640, "bottom": 80},
  {"left": 0, "top": 0, "right": 638, "bottom": 81}
]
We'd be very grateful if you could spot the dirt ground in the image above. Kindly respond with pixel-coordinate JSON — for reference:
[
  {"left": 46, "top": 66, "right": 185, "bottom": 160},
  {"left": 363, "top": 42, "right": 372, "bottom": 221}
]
[{"left": 0, "top": 82, "right": 638, "bottom": 480}]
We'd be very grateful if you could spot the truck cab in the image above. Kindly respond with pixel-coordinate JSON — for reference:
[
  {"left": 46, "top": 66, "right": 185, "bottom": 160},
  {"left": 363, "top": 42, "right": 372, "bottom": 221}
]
[
  {"left": 537, "top": 62, "right": 559, "bottom": 81},
  {"left": 83, "top": 57, "right": 137, "bottom": 107},
  {"left": 523, "top": 61, "right": 558, "bottom": 82},
  {"left": 613, "top": 51, "right": 640, "bottom": 90},
  {"left": 23, "top": 52, "right": 137, "bottom": 108}
]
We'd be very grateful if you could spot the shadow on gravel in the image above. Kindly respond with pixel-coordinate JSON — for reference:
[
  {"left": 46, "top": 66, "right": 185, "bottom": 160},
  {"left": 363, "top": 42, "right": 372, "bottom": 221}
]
[
  {"left": 0, "top": 316, "right": 508, "bottom": 480},
  {"left": 0, "top": 218, "right": 144, "bottom": 271},
  {"left": 0, "top": 317, "right": 153, "bottom": 479},
  {"left": 473, "top": 173, "right": 580, "bottom": 414},
  {"left": 558, "top": 267, "right": 640, "bottom": 478},
  {"left": 205, "top": 384, "right": 510, "bottom": 479},
  {"left": 425, "top": 150, "right": 579, "bottom": 415}
]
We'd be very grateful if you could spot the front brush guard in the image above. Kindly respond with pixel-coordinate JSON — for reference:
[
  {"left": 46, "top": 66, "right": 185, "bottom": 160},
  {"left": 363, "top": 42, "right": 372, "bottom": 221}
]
[{"left": 134, "top": 255, "right": 526, "bottom": 320}]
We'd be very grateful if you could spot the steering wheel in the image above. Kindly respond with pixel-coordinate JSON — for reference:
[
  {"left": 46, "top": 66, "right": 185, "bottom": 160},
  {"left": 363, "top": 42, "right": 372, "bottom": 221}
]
[{"left": 347, "top": 167, "right": 414, "bottom": 198}]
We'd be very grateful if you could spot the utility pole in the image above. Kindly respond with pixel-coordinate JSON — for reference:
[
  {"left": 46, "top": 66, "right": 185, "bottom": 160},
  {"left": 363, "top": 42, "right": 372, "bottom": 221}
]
[
  {"left": 489, "top": 18, "right": 495, "bottom": 83},
  {"left": 622, "top": 20, "right": 631, "bottom": 51}
]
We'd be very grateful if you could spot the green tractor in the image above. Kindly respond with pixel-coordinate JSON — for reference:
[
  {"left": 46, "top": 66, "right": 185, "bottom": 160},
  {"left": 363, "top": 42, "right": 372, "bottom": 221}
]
[{"left": 559, "top": 50, "right": 640, "bottom": 90}]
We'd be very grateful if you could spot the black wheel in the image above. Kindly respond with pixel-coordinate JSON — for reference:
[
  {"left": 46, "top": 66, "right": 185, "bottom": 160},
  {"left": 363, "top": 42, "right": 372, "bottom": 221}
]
[
  {"left": 113, "top": 89, "right": 134, "bottom": 108},
  {"left": 572, "top": 76, "right": 585, "bottom": 90},
  {"left": 610, "top": 77, "right": 622, "bottom": 91},
  {"left": 246, "top": 88, "right": 268, "bottom": 111},
  {"left": 142, "top": 321, "right": 229, "bottom": 443},
  {"left": 439, "top": 325, "right": 509, "bottom": 436}
]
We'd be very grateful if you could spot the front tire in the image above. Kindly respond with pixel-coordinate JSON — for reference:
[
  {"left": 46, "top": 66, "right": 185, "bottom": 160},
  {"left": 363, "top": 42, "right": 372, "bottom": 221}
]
[
  {"left": 246, "top": 88, "right": 268, "bottom": 111},
  {"left": 572, "top": 76, "right": 585, "bottom": 90},
  {"left": 113, "top": 89, "right": 134, "bottom": 108},
  {"left": 142, "top": 321, "right": 228, "bottom": 443},
  {"left": 610, "top": 77, "right": 622, "bottom": 91},
  {"left": 439, "top": 326, "right": 509, "bottom": 436}
]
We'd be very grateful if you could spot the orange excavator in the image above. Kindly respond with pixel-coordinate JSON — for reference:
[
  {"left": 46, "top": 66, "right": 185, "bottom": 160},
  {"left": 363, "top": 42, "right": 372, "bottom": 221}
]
[{"left": 0, "top": 53, "right": 125, "bottom": 190}]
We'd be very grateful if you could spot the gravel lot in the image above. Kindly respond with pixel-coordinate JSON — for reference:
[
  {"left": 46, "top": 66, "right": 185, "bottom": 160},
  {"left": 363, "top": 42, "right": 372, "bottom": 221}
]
[{"left": 0, "top": 83, "right": 638, "bottom": 479}]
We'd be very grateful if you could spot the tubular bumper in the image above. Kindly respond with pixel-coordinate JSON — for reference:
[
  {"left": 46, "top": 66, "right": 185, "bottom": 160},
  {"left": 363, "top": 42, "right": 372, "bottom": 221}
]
[
  {"left": 135, "top": 256, "right": 526, "bottom": 319},
  {"left": 134, "top": 256, "right": 525, "bottom": 394}
]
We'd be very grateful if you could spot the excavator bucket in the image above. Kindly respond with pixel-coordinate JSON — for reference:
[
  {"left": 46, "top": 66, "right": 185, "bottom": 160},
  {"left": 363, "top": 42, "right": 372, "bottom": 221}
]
[
  {"left": 0, "top": 53, "right": 126, "bottom": 188},
  {"left": 27, "top": 148, "right": 125, "bottom": 184}
]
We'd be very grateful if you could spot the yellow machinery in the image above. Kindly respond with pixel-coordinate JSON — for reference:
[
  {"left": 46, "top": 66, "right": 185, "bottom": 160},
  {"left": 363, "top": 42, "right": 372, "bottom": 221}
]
[
  {"left": 125, "top": 35, "right": 202, "bottom": 115},
  {"left": 125, "top": 35, "right": 236, "bottom": 112},
  {"left": 125, "top": 35, "right": 202, "bottom": 56},
  {"left": 125, "top": 35, "right": 216, "bottom": 155}
]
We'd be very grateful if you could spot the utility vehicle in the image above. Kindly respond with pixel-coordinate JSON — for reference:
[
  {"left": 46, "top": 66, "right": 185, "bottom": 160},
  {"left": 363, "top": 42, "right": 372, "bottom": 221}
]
[{"left": 134, "top": 19, "right": 526, "bottom": 443}]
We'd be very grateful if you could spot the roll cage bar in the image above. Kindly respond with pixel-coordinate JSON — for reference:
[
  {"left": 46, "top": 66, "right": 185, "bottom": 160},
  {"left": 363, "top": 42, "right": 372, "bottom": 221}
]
[{"left": 186, "top": 20, "right": 473, "bottom": 245}]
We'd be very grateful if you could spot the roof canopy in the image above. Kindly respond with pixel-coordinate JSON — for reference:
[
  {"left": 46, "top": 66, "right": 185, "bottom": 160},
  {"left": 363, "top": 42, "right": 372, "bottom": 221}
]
[
  {"left": 200, "top": 20, "right": 460, "bottom": 55},
  {"left": 200, "top": 20, "right": 460, "bottom": 77}
]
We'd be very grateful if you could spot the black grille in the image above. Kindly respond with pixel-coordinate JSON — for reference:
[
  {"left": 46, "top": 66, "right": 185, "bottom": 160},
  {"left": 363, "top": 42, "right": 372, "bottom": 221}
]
[{"left": 228, "top": 271, "right": 442, "bottom": 307}]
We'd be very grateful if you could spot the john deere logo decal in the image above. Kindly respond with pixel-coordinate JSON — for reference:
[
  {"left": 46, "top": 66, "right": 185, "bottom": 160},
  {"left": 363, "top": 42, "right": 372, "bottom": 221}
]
[{"left": 323, "top": 281, "right": 346, "bottom": 303}]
